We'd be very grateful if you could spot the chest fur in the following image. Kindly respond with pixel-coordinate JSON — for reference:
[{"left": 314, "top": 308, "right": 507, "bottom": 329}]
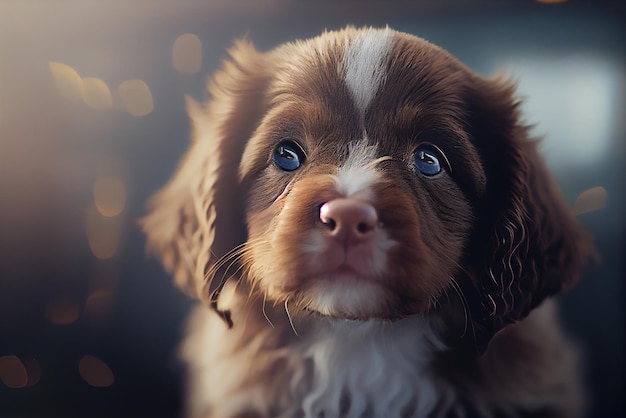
[
  {"left": 296, "top": 319, "right": 445, "bottom": 418},
  {"left": 182, "top": 306, "right": 452, "bottom": 418}
]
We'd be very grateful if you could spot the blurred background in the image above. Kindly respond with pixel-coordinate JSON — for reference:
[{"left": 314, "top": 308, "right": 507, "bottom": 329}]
[{"left": 0, "top": 0, "right": 624, "bottom": 417}]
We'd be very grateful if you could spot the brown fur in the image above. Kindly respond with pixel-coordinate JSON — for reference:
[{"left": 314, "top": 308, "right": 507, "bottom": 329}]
[{"left": 143, "top": 27, "right": 591, "bottom": 417}]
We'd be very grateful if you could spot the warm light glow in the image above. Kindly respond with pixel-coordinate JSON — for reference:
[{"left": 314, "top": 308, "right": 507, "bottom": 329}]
[
  {"left": 573, "top": 186, "right": 608, "bottom": 216},
  {"left": 49, "top": 62, "right": 83, "bottom": 100},
  {"left": 173, "top": 33, "right": 202, "bottom": 74},
  {"left": 79, "top": 355, "right": 114, "bottom": 387},
  {"left": 45, "top": 294, "right": 81, "bottom": 325},
  {"left": 82, "top": 77, "right": 113, "bottom": 109},
  {"left": 118, "top": 79, "right": 154, "bottom": 116},
  {"left": 93, "top": 177, "right": 126, "bottom": 217},
  {"left": 85, "top": 290, "right": 114, "bottom": 322},
  {"left": 86, "top": 204, "right": 121, "bottom": 259},
  {"left": 0, "top": 355, "right": 28, "bottom": 388}
]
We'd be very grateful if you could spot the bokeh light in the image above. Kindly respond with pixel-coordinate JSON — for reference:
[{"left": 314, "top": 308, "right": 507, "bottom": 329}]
[
  {"left": 573, "top": 186, "right": 608, "bottom": 216},
  {"left": 24, "top": 358, "right": 41, "bottom": 387},
  {"left": 93, "top": 177, "right": 126, "bottom": 217},
  {"left": 118, "top": 79, "right": 154, "bottom": 116},
  {"left": 45, "top": 294, "right": 81, "bottom": 325},
  {"left": 172, "top": 33, "right": 202, "bottom": 74},
  {"left": 86, "top": 204, "right": 121, "bottom": 259},
  {"left": 48, "top": 62, "right": 83, "bottom": 101},
  {"left": 85, "top": 290, "right": 114, "bottom": 322},
  {"left": 0, "top": 355, "right": 28, "bottom": 389},
  {"left": 81, "top": 77, "right": 113, "bottom": 109},
  {"left": 78, "top": 355, "right": 114, "bottom": 387},
  {"left": 502, "top": 55, "right": 619, "bottom": 171}
]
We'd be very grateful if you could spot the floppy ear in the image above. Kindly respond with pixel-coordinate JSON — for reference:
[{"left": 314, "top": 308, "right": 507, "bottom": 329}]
[
  {"left": 141, "top": 40, "right": 269, "bottom": 304},
  {"left": 454, "top": 75, "right": 592, "bottom": 354}
]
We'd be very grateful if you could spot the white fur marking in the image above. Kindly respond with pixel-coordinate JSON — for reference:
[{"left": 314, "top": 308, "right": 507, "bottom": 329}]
[
  {"left": 300, "top": 143, "right": 398, "bottom": 318},
  {"left": 301, "top": 318, "right": 444, "bottom": 417},
  {"left": 303, "top": 280, "right": 386, "bottom": 319},
  {"left": 342, "top": 29, "right": 393, "bottom": 114},
  {"left": 334, "top": 143, "right": 380, "bottom": 199}
]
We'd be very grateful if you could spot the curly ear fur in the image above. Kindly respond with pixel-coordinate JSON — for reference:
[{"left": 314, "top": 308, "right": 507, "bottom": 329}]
[
  {"left": 455, "top": 75, "right": 592, "bottom": 353},
  {"left": 141, "top": 40, "right": 269, "bottom": 300}
]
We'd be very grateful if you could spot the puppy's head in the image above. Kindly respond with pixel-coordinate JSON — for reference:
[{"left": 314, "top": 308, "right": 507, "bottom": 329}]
[{"left": 143, "top": 27, "right": 590, "bottom": 351}]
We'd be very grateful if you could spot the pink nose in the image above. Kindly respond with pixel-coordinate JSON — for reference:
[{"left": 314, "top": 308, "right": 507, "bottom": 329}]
[{"left": 319, "top": 198, "right": 378, "bottom": 243}]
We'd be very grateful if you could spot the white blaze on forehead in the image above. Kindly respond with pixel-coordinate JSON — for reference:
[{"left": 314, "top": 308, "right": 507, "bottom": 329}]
[
  {"left": 335, "top": 144, "right": 380, "bottom": 199},
  {"left": 341, "top": 28, "right": 393, "bottom": 114}
]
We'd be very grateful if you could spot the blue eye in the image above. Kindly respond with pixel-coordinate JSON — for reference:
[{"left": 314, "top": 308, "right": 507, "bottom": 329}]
[
  {"left": 412, "top": 144, "right": 448, "bottom": 176},
  {"left": 273, "top": 140, "right": 306, "bottom": 171}
]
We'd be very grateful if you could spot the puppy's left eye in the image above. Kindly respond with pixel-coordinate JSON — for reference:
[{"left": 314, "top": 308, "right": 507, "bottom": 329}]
[
  {"left": 412, "top": 143, "right": 449, "bottom": 177},
  {"left": 273, "top": 140, "right": 306, "bottom": 172}
]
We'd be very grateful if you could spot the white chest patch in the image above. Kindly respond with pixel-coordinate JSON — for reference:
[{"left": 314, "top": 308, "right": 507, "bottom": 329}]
[
  {"left": 341, "top": 28, "right": 393, "bottom": 115},
  {"left": 181, "top": 305, "right": 455, "bottom": 418},
  {"left": 299, "top": 318, "right": 446, "bottom": 418}
]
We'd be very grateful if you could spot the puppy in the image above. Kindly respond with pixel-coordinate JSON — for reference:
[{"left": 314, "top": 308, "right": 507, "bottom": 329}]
[{"left": 143, "top": 27, "right": 591, "bottom": 418}]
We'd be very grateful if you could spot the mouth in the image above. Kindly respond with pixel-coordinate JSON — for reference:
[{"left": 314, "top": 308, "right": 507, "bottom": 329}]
[
  {"left": 325, "top": 264, "right": 368, "bottom": 282},
  {"left": 316, "top": 245, "right": 385, "bottom": 281}
]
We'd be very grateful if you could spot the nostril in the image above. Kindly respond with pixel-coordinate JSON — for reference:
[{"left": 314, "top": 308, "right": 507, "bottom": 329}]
[
  {"left": 319, "top": 202, "right": 337, "bottom": 230},
  {"left": 322, "top": 217, "right": 337, "bottom": 231},
  {"left": 357, "top": 222, "right": 373, "bottom": 234}
]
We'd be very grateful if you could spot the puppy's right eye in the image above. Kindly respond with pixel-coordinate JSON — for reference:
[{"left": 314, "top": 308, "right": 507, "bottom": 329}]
[{"left": 273, "top": 140, "right": 306, "bottom": 171}]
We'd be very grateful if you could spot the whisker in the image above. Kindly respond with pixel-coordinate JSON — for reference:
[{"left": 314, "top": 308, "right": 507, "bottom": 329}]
[
  {"left": 365, "top": 155, "right": 394, "bottom": 170},
  {"left": 204, "top": 238, "right": 267, "bottom": 327},
  {"left": 205, "top": 241, "right": 251, "bottom": 280},
  {"left": 216, "top": 249, "right": 248, "bottom": 289},
  {"left": 205, "top": 253, "right": 238, "bottom": 285},
  {"left": 246, "top": 271, "right": 260, "bottom": 301},
  {"left": 449, "top": 277, "right": 470, "bottom": 338},
  {"left": 204, "top": 253, "right": 243, "bottom": 305},
  {"left": 262, "top": 293, "right": 275, "bottom": 328},
  {"left": 204, "top": 237, "right": 268, "bottom": 286},
  {"left": 284, "top": 298, "right": 299, "bottom": 336}
]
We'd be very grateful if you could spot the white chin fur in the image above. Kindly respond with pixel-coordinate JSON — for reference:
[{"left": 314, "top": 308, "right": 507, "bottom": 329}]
[{"left": 301, "top": 278, "right": 390, "bottom": 319}]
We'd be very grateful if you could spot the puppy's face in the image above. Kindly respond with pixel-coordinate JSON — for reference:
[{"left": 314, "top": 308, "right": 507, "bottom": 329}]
[
  {"left": 239, "top": 30, "right": 482, "bottom": 320},
  {"left": 144, "top": 27, "right": 590, "bottom": 349}
]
